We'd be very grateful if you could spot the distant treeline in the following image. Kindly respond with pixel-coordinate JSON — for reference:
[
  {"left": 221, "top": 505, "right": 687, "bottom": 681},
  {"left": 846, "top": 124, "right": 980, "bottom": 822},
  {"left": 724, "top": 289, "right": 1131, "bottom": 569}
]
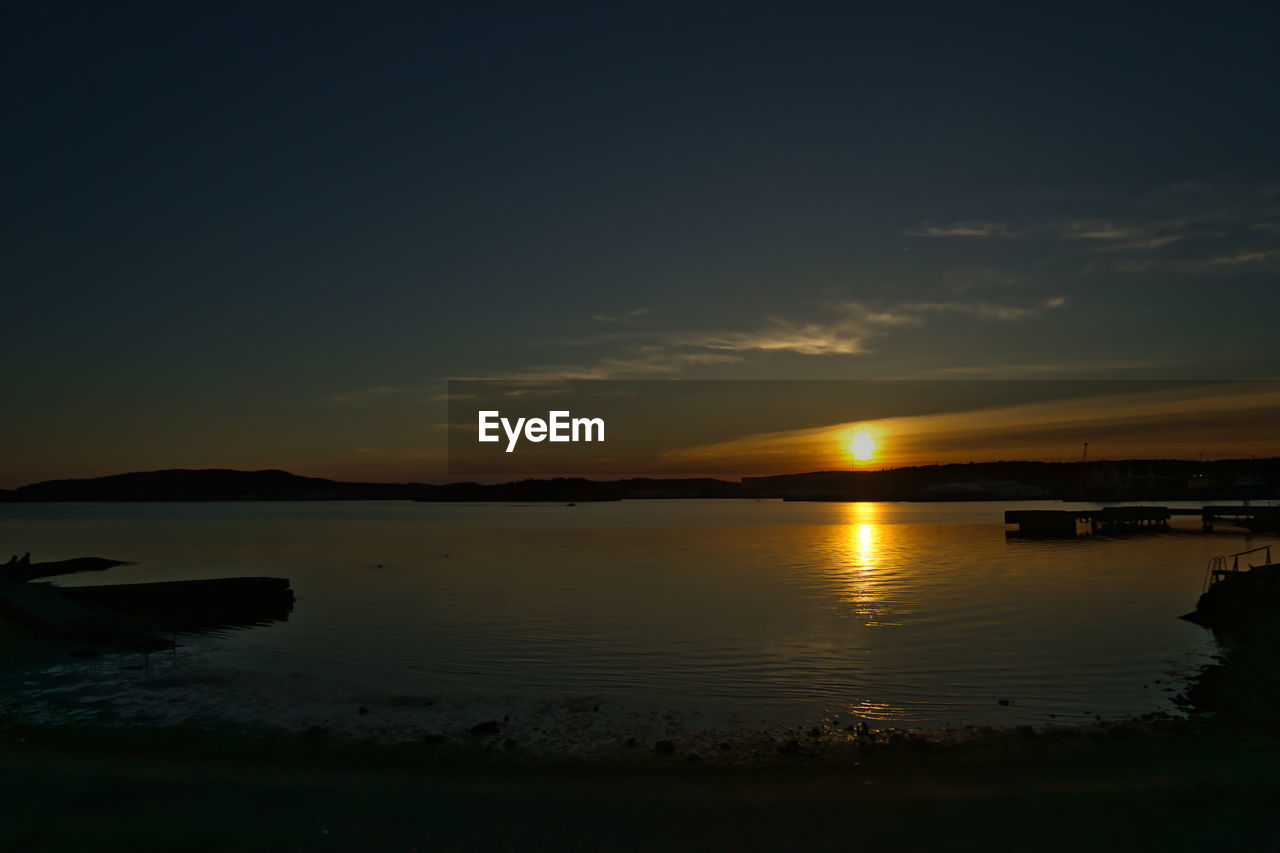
[{"left": 2, "top": 460, "right": 1279, "bottom": 502}]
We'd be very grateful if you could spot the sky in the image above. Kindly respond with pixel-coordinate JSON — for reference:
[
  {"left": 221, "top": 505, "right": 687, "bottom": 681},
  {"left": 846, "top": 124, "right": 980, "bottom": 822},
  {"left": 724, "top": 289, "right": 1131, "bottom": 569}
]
[{"left": 3, "top": 2, "right": 1279, "bottom": 486}]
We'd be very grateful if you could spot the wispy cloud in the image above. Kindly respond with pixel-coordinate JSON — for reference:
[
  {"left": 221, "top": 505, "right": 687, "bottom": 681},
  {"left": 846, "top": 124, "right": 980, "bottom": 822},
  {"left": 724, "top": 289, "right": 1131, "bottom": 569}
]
[
  {"left": 902, "top": 298, "right": 1065, "bottom": 322},
  {"left": 1056, "top": 220, "right": 1150, "bottom": 241},
  {"left": 498, "top": 350, "right": 744, "bottom": 382},
  {"left": 327, "top": 386, "right": 416, "bottom": 405},
  {"left": 1111, "top": 246, "right": 1280, "bottom": 274},
  {"left": 905, "top": 221, "right": 1017, "bottom": 238},
  {"left": 925, "top": 357, "right": 1183, "bottom": 377},
  {"left": 1097, "top": 234, "right": 1184, "bottom": 252},
  {"left": 591, "top": 308, "right": 650, "bottom": 323},
  {"left": 669, "top": 303, "right": 910, "bottom": 356},
  {"left": 945, "top": 267, "right": 1023, "bottom": 293},
  {"left": 923, "top": 185, "right": 1278, "bottom": 278},
  {"left": 1205, "top": 249, "right": 1280, "bottom": 266},
  {"left": 499, "top": 297, "right": 1060, "bottom": 380}
]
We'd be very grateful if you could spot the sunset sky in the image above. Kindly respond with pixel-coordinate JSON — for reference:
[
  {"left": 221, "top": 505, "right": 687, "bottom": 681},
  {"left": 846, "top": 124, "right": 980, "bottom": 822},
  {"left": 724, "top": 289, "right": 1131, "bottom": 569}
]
[{"left": 4, "top": 3, "right": 1278, "bottom": 487}]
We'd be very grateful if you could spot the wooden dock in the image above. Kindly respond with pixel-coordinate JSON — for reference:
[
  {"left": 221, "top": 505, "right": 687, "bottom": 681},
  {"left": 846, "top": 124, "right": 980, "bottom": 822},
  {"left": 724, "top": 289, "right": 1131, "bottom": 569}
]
[
  {"left": 1005, "top": 505, "right": 1280, "bottom": 536},
  {"left": 61, "top": 577, "right": 295, "bottom": 633}
]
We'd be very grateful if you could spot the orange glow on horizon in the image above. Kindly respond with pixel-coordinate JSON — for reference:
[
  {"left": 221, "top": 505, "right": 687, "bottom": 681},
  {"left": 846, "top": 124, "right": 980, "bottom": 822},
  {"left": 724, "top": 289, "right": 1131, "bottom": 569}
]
[{"left": 653, "top": 384, "right": 1280, "bottom": 476}]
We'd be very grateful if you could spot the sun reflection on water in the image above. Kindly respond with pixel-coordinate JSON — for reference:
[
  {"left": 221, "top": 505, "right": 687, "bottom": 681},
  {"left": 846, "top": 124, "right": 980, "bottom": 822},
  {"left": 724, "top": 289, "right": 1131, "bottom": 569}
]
[
  {"left": 833, "top": 502, "right": 900, "bottom": 627},
  {"left": 827, "top": 503, "right": 912, "bottom": 721}
]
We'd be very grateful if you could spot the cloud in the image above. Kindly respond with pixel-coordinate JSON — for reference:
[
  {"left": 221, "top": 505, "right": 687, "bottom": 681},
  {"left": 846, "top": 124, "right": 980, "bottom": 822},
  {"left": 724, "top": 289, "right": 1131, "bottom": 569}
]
[
  {"left": 905, "top": 221, "right": 1017, "bottom": 238},
  {"left": 902, "top": 301, "right": 1055, "bottom": 322},
  {"left": 1056, "top": 220, "right": 1149, "bottom": 240},
  {"left": 925, "top": 357, "right": 1183, "bottom": 377},
  {"left": 1097, "top": 234, "right": 1184, "bottom": 252},
  {"left": 1112, "top": 247, "right": 1280, "bottom": 274},
  {"left": 327, "top": 386, "right": 415, "bottom": 404},
  {"left": 945, "top": 267, "right": 1023, "bottom": 293},
  {"left": 671, "top": 310, "right": 878, "bottom": 356},
  {"left": 496, "top": 297, "right": 1060, "bottom": 380},
  {"left": 860, "top": 307, "right": 926, "bottom": 326},
  {"left": 591, "top": 308, "right": 650, "bottom": 323},
  {"left": 909, "top": 187, "right": 1275, "bottom": 277},
  {"left": 499, "top": 350, "right": 744, "bottom": 382},
  {"left": 1205, "top": 249, "right": 1280, "bottom": 266}
]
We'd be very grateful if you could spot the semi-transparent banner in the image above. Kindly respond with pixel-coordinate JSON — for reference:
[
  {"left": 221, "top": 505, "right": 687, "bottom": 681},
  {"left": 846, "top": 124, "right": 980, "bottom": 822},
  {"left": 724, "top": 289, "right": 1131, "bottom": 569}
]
[{"left": 447, "top": 379, "right": 1280, "bottom": 478}]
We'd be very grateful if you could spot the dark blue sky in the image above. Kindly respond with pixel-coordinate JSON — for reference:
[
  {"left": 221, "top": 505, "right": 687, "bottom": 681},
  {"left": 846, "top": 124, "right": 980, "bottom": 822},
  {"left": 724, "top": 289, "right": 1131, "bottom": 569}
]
[{"left": 4, "top": 2, "right": 1278, "bottom": 484}]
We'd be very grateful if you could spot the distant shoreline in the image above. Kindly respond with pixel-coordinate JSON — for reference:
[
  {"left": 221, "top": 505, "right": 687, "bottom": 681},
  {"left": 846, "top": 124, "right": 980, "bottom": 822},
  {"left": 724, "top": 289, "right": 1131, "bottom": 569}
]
[{"left": 3, "top": 459, "right": 1279, "bottom": 503}]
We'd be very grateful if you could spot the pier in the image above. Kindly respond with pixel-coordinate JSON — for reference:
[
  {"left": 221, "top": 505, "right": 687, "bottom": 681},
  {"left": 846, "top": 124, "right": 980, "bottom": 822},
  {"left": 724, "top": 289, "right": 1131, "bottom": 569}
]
[{"left": 1005, "top": 505, "right": 1280, "bottom": 536}]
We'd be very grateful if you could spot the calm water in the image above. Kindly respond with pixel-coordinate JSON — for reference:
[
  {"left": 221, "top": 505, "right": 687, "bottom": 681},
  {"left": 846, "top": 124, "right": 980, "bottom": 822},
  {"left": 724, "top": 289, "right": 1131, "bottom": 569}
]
[{"left": 1, "top": 500, "right": 1263, "bottom": 736}]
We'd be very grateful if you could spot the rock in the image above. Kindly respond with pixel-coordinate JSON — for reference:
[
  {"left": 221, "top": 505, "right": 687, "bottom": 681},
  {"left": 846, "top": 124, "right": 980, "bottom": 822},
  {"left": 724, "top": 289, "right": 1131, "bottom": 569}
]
[
  {"left": 626, "top": 737, "right": 637, "bottom": 748},
  {"left": 357, "top": 706, "right": 369, "bottom": 715},
  {"left": 423, "top": 734, "right": 446, "bottom": 745},
  {"left": 718, "top": 741, "right": 732, "bottom": 751},
  {"left": 654, "top": 740, "right": 676, "bottom": 754},
  {"left": 503, "top": 738, "right": 519, "bottom": 751},
  {"left": 470, "top": 720, "right": 501, "bottom": 735},
  {"left": 778, "top": 738, "right": 801, "bottom": 754}
]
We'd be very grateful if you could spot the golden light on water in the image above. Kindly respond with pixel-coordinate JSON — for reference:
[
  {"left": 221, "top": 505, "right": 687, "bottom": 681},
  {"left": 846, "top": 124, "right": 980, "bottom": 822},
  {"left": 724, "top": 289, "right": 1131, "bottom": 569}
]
[
  {"left": 833, "top": 508, "right": 909, "bottom": 721},
  {"left": 837, "top": 502, "right": 887, "bottom": 623},
  {"left": 848, "top": 502, "right": 878, "bottom": 569}
]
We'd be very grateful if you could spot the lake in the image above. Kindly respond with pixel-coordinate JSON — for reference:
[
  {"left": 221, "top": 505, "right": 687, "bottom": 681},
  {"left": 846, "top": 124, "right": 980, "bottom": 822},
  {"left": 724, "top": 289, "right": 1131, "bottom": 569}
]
[{"left": 1, "top": 500, "right": 1261, "bottom": 744}]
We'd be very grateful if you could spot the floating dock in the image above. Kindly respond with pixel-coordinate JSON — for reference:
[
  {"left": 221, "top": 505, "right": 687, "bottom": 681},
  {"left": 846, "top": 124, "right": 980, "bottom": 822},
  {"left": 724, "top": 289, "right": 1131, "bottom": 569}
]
[
  {"left": 60, "top": 577, "right": 295, "bottom": 633},
  {"left": 1005, "top": 505, "right": 1280, "bottom": 536},
  {"left": 0, "top": 573, "right": 295, "bottom": 649}
]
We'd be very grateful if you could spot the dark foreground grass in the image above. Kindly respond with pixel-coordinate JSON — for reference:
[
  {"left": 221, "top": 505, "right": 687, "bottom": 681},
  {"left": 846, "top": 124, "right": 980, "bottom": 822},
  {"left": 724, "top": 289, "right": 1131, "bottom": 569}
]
[{"left": 2, "top": 717, "right": 1279, "bottom": 852}]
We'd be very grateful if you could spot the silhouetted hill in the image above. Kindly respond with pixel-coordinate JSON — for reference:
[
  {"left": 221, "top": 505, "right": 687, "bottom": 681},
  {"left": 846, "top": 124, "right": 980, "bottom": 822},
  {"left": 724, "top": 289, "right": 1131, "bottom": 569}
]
[
  {"left": 2, "top": 469, "right": 424, "bottom": 502},
  {"left": 3, "top": 459, "right": 1278, "bottom": 502}
]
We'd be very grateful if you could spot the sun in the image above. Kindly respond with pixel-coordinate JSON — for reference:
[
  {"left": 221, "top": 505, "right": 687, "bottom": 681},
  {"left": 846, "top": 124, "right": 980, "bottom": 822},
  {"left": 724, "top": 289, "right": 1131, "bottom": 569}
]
[{"left": 849, "top": 431, "right": 876, "bottom": 462}]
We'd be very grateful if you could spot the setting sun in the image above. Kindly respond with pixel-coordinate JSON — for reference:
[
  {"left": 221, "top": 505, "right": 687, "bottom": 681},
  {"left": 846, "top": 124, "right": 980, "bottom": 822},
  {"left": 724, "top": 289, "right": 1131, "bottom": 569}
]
[{"left": 850, "top": 431, "right": 876, "bottom": 462}]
